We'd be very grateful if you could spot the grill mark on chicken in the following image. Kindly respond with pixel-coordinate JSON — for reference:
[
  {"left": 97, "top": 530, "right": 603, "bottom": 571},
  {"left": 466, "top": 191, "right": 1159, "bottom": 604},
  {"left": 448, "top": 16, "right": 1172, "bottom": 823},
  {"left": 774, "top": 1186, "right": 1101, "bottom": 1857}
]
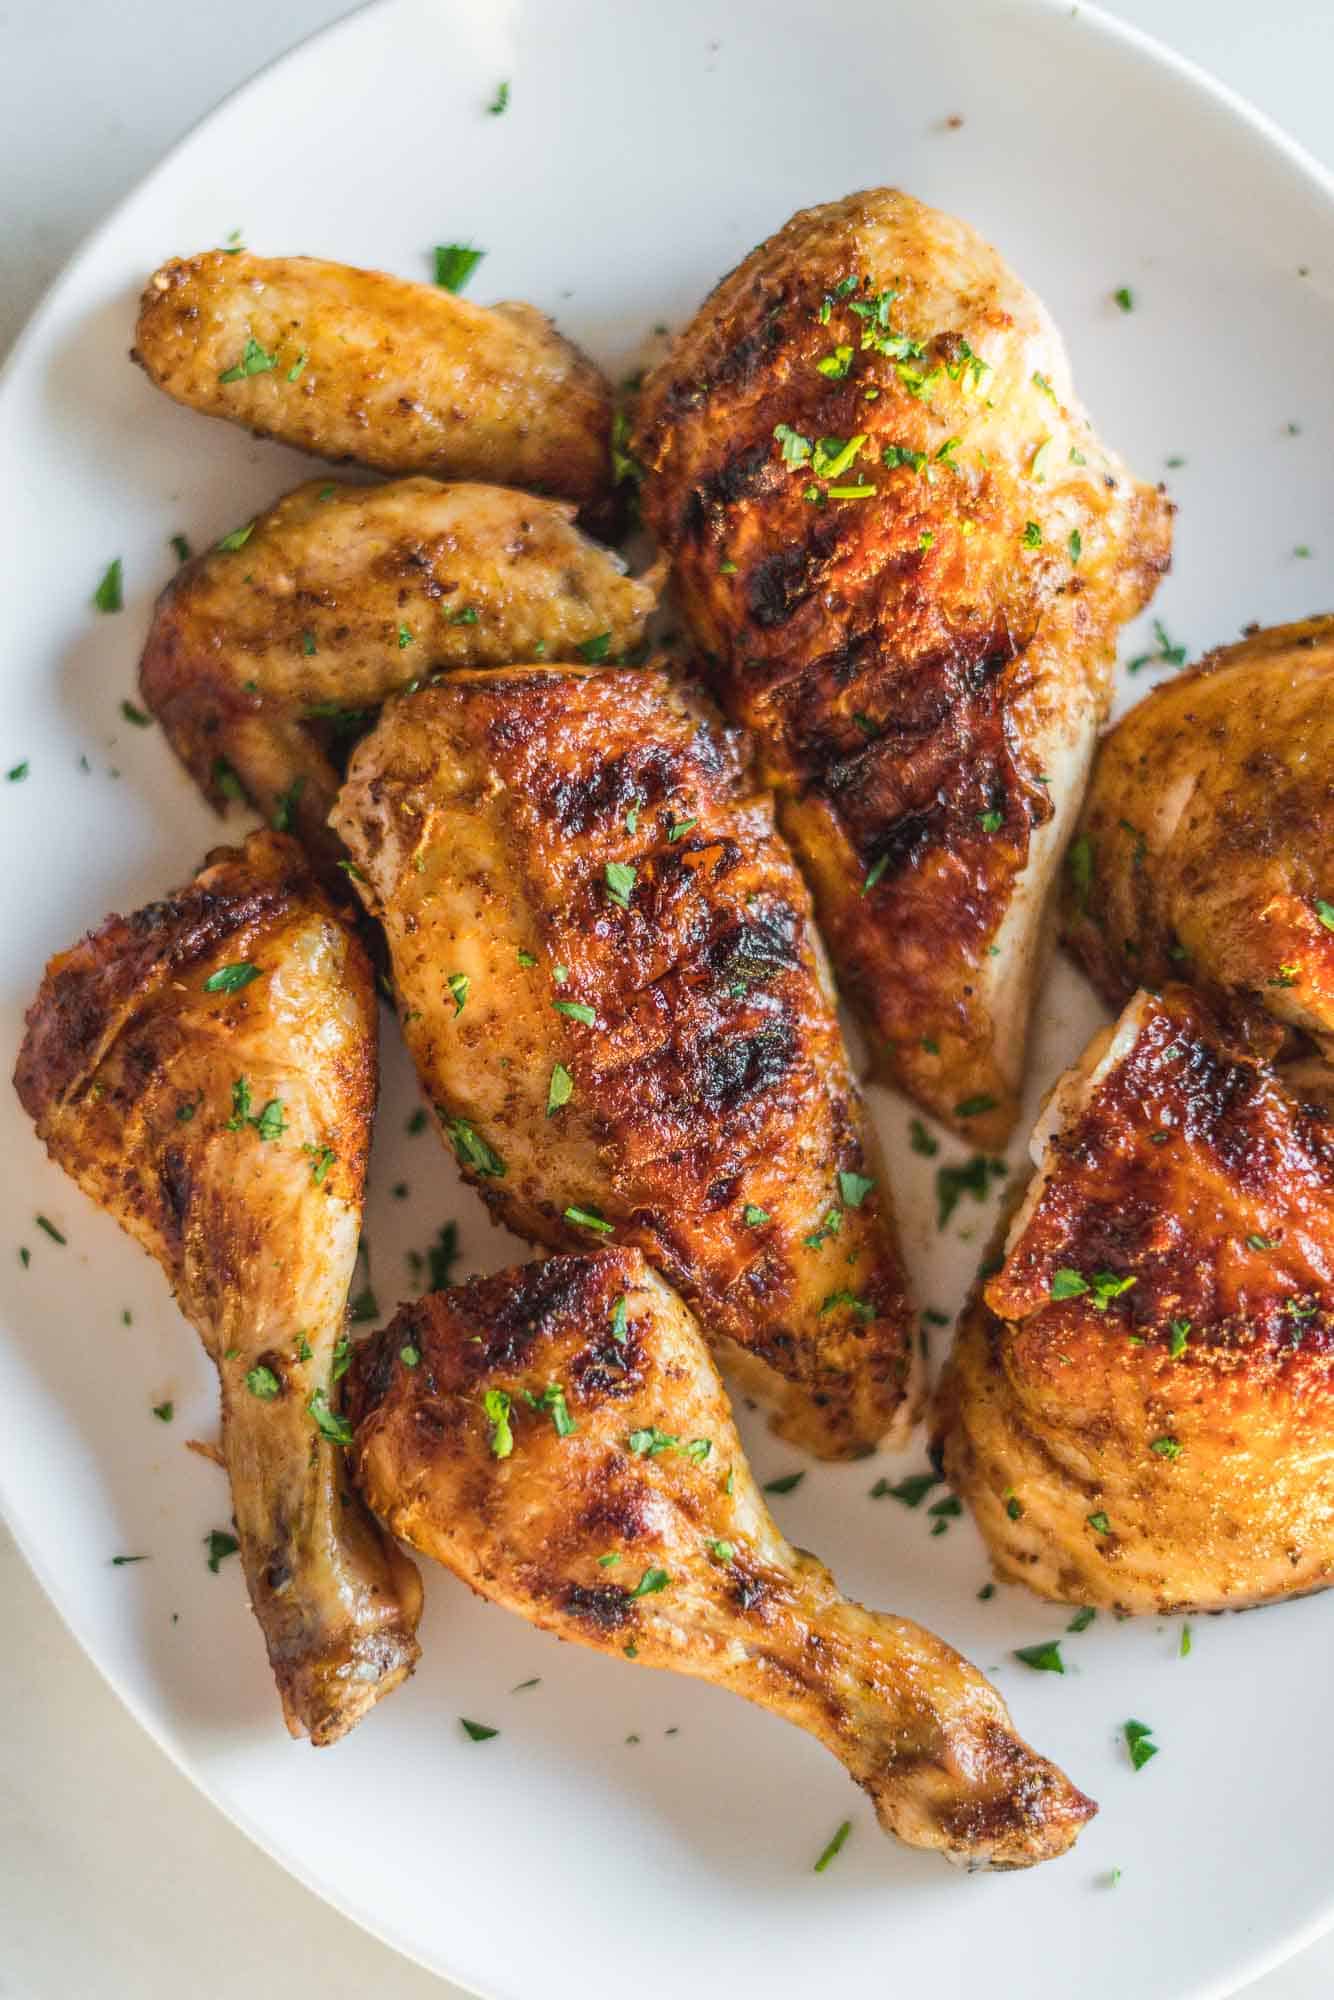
[{"left": 349, "top": 1248, "right": 1095, "bottom": 1868}]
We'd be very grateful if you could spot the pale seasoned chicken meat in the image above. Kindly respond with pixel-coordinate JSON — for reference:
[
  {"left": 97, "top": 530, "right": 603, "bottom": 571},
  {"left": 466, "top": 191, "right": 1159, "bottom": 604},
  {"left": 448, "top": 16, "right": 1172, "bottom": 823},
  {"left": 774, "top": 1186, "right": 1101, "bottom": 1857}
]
[
  {"left": 636, "top": 188, "right": 1172, "bottom": 1144},
  {"left": 934, "top": 984, "right": 1334, "bottom": 1613},
  {"left": 139, "top": 477, "right": 659, "bottom": 876},
  {"left": 14, "top": 831, "right": 422, "bottom": 1740},
  {"left": 332, "top": 665, "right": 918, "bottom": 1457},
  {"left": 349, "top": 1248, "right": 1095, "bottom": 1868},
  {"left": 132, "top": 251, "right": 615, "bottom": 515},
  {"left": 1062, "top": 615, "right": 1334, "bottom": 1061}
]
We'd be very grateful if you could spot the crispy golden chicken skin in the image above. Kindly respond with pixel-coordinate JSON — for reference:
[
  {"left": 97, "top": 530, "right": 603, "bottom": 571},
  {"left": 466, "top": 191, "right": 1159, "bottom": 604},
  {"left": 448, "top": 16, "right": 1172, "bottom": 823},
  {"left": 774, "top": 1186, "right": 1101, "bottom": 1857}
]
[
  {"left": 933, "top": 985, "right": 1334, "bottom": 1613},
  {"left": 139, "top": 477, "right": 660, "bottom": 877},
  {"left": 348, "top": 1248, "right": 1095, "bottom": 1868},
  {"left": 132, "top": 251, "right": 614, "bottom": 514},
  {"left": 636, "top": 189, "right": 1172, "bottom": 1144},
  {"left": 332, "top": 666, "right": 918, "bottom": 1457},
  {"left": 13, "top": 831, "right": 422, "bottom": 1741},
  {"left": 1061, "top": 616, "right": 1334, "bottom": 1061}
]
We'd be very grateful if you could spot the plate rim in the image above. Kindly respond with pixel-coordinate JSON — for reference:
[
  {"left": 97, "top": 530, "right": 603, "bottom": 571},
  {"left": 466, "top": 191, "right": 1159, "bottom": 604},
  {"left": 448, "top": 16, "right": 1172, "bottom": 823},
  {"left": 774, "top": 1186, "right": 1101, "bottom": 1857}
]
[{"left": 3, "top": 2, "right": 1334, "bottom": 1995}]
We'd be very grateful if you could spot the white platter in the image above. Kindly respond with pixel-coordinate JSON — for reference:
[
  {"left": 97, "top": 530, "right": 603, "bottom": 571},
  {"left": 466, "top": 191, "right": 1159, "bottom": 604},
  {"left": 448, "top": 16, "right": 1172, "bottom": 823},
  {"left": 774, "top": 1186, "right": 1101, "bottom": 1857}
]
[{"left": 2, "top": 2, "right": 1332, "bottom": 1995}]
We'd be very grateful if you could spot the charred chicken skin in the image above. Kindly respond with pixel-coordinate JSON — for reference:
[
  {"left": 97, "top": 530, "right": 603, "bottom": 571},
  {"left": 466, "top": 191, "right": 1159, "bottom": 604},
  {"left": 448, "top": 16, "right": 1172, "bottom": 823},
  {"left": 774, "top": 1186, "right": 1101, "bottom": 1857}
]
[
  {"left": 636, "top": 188, "right": 1172, "bottom": 1144},
  {"left": 332, "top": 665, "right": 918, "bottom": 1458},
  {"left": 14, "top": 831, "right": 422, "bottom": 1740},
  {"left": 132, "top": 251, "right": 615, "bottom": 515},
  {"left": 934, "top": 984, "right": 1334, "bottom": 1614},
  {"left": 139, "top": 476, "right": 659, "bottom": 878},
  {"left": 348, "top": 1247, "right": 1095, "bottom": 1868},
  {"left": 1061, "top": 615, "right": 1334, "bottom": 1061}
]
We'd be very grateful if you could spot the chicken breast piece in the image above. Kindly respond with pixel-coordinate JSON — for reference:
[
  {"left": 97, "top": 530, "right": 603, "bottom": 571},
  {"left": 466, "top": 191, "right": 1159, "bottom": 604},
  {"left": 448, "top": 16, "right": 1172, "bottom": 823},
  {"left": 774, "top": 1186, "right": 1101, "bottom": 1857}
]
[
  {"left": 933, "top": 984, "right": 1334, "bottom": 1613},
  {"left": 332, "top": 665, "right": 918, "bottom": 1458},
  {"left": 1061, "top": 615, "right": 1334, "bottom": 1060},
  {"left": 13, "top": 831, "right": 422, "bottom": 1741},
  {"left": 636, "top": 188, "right": 1172, "bottom": 1144},
  {"left": 139, "top": 477, "right": 660, "bottom": 877},
  {"left": 348, "top": 1248, "right": 1095, "bottom": 1868},
  {"left": 132, "top": 251, "right": 614, "bottom": 515}
]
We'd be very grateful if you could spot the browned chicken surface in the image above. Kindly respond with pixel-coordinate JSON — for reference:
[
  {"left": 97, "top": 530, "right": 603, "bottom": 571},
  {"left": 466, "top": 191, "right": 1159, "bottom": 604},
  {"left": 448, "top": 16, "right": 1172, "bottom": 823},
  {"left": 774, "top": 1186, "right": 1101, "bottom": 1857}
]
[
  {"left": 133, "top": 251, "right": 614, "bottom": 515},
  {"left": 332, "top": 665, "right": 918, "bottom": 1457},
  {"left": 349, "top": 1247, "right": 1095, "bottom": 1868},
  {"left": 13, "top": 831, "right": 422, "bottom": 1740},
  {"left": 636, "top": 188, "right": 1172, "bottom": 1144},
  {"left": 139, "top": 477, "right": 659, "bottom": 877},
  {"left": 934, "top": 984, "right": 1334, "bottom": 1613},
  {"left": 1061, "top": 615, "right": 1334, "bottom": 1061}
]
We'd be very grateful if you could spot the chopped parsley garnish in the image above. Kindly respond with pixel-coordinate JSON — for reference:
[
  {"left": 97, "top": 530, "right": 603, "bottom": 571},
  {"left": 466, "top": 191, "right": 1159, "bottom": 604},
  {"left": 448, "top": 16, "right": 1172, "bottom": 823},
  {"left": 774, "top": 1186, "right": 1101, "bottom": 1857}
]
[
  {"left": 861, "top": 853, "right": 889, "bottom": 896},
  {"left": 245, "top": 1364, "right": 280, "bottom": 1400},
  {"left": 978, "top": 808, "right": 1003, "bottom": 833},
  {"left": 881, "top": 443, "right": 927, "bottom": 473},
  {"left": 397, "top": 623, "right": 413, "bottom": 648},
  {"left": 803, "top": 1206, "right": 843, "bottom": 1250},
  {"left": 1246, "top": 1233, "right": 1276, "bottom": 1252},
  {"left": 829, "top": 481, "right": 876, "bottom": 500},
  {"left": 577, "top": 631, "right": 612, "bottom": 663},
  {"left": 1087, "top": 1510, "right": 1112, "bottom": 1535},
  {"left": 203, "top": 961, "right": 261, "bottom": 994},
  {"left": 460, "top": 1718, "right": 499, "bottom": 1741},
  {"left": 1316, "top": 900, "right": 1334, "bottom": 931},
  {"left": 565, "top": 1205, "right": 613, "bottom": 1235},
  {"left": 935, "top": 1154, "right": 1006, "bottom": 1228},
  {"left": 446, "top": 1118, "right": 506, "bottom": 1177},
  {"left": 93, "top": 559, "right": 124, "bottom": 613},
  {"left": 604, "top": 860, "right": 637, "bottom": 908},
  {"left": 1021, "top": 520, "right": 1042, "bottom": 549},
  {"left": 628, "top": 1566, "right": 670, "bottom": 1599},
  {"left": 705, "top": 1538, "right": 735, "bottom": 1563},
  {"left": 1068, "top": 528, "right": 1082, "bottom": 564},
  {"left": 1128, "top": 620, "right": 1188, "bottom": 673},
  {"left": 304, "top": 1144, "right": 336, "bottom": 1187},
  {"left": 627, "top": 1427, "right": 678, "bottom": 1457},
  {"left": 516, "top": 948, "right": 538, "bottom": 967},
  {"left": 35, "top": 1215, "right": 66, "bottom": 1245},
  {"left": 816, "top": 344, "right": 854, "bottom": 379},
  {"left": 205, "top": 1529, "right": 240, "bottom": 1572},
  {"left": 287, "top": 351, "right": 307, "bottom": 382},
  {"left": 773, "top": 423, "right": 812, "bottom": 466},
  {"left": 764, "top": 1471, "right": 805, "bottom": 1495},
  {"left": 399, "top": 1344, "right": 421, "bottom": 1368},
  {"left": 1124, "top": 1719, "right": 1158, "bottom": 1770},
  {"left": 819, "top": 1289, "right": 875, "bottom": 1321},
  {"left": 1113, "top": 286, "right": 1135, "bottom": 313},
  {"left": 170, "top": 533, "right": 191, "bottom": 564},
  {"left": 837, "top": 1170, "right": 875, "bottom": 1208},
  {"left": 813, "top": 1820, "right": 852, "bottom": 1873},
  {"left": 1005, "top": 1492, "right": 1023, "bottom": 1520},
  {"left": 447, "top": 970, "right": 470, "bottom": 1016},
  {"left": 529, "top": 1382, "right": 577, "bottom": 1437},
  {"left": 553, "top": 998, "right": 596, "bottom": 1027},
  {"left": 120, "top": 700, "right": 152, "bottom": 727},
  {"left": 610, "top": 1294, "right": 628, "bottom": 1342},
  {"left": 871, "top": 1471, "right": 938, "bottom": 1508},
  {"left": 152, "top": 1401, "right": 173, "bottom": 1423},
  {"left": 271, "top": 774, "right": 306, "bottom": 832},
  {"left": 483, "top": 1388, "right": 514, "bottom": 1458},
  {"left": 547, "top": 1062, "right": 574, "bottom": 1115},
  {"left": 434, "top": 243, "right": 484, "bottom": 292},
  {"left": 668, "top": 817, "right": 698, "bottom": 841},
  {"left": 307, "top": 1389, "right": 354, "bottom": 1446},
  {"left": 6, "top": 761, "right": 29, "bottom": 782},
  {"left": 1014, "top": 1641, "right": 1064, "bottom": 1673},
  {"left": 1180, "top": 1624, "right": 1192, "bottom": 1658},
  {"left": 954, "top": 1094, "right": 997, "bottom": 1119},
  {"left": 1150, "top": 1435, "right": 1183, "bottom": 1460},
  {"left": 111, "top": 1554, "right": 148, "bottom": 1566},
  {"left": 909, "top": 1118, "right": 939, "bottom": 1158},
  {"left": 218, "top": 337, "right": 276, "bottom": 382},
  {"left": 215, "top": 521, "right": 255, "bottom": 553},
  {"left": 743, "top": 1203, "right": 771, "bottom": 1227},
  {"left": 487, "top": 79, "right": 509, "bottom": 115},
  {"left": 811, "top": 434, "right": 866, "bottom": 480},
  {"left": 1067, "top": 1606, "right": 1096, "bottom": 1633},
  {"left": 1169, "top": 1319, "right": 1190, "bottom": 1357}
]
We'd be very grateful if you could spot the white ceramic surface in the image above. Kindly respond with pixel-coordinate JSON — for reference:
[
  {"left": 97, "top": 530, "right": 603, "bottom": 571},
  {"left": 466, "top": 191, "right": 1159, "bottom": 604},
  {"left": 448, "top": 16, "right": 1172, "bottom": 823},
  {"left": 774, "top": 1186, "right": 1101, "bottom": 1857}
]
[{"left": 2, "top": 3, "right": 1332, "bottom": 1996}]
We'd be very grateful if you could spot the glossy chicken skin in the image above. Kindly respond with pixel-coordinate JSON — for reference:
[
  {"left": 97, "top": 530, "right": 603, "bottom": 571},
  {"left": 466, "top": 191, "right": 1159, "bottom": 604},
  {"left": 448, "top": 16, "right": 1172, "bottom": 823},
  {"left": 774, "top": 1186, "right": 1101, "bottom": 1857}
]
[
  {"left": 139, "top": 477, "right": 660, "bottom": 875},
  {"left": 636, "top": 189, "right": 1172, "bottom": 1144},
  {"left": 1062, "top": 616, "right": 1334, "bottom": 1061},
  {"left": 349, "top": 1248, "right": 1095, "bottom": 1867},
  {"left": 332, "top": 666, "right": 918, "bottom": 1457},
  {"left": 132, "top": 251, "right": 614, "bottom": 514},
  {"left": 934, "top": 985, "right": 1334, "bottom": 1613},
  {"left": 13, "top": 832, "right": 422, "bottom": 1739}
]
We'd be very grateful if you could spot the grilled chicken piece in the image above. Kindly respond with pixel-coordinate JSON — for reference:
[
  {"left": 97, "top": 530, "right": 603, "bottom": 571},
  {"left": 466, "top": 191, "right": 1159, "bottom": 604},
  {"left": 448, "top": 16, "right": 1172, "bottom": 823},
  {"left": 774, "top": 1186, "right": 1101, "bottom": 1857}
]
[
  {"left": 132, "top": 251, "right": 614, "bottom": 516},
  {"left": 139, "top": 477, "right": 660, "bottom": 878},
  {"left": 332, "top": 665, "right": 917, "bottom": 1457},
  {"left": 1062, "top": 616, "right": 1334, "bottom": 1061},
  {"left": 349, "top": 1248, "right": 1095, "bottom": 1868},
  {"left": 13, "top": 831, "right": 422, "bottom": 1740},
  {"left": 933, "top": 984, "right": 1334, "bottom": 1613},
  {"left": 636, "top": 188, "right": 1172, "bottom": 1144}
]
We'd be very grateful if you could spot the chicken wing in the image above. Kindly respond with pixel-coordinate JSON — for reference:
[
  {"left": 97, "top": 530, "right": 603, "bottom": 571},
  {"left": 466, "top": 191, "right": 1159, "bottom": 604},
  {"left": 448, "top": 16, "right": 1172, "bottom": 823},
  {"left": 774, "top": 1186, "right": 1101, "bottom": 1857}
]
[
  {"left": 1061, "top": 615, "right": 1334, "bottom": 1060},
  {"left": 933, "top": 984, "right": 1334, "bottom": 1613},
  {"left": 13, "top": 831, "right": 422, "bottom": 1740},
  {"left": 348, "top": 1247, "right": 1094, "bottom": 1868},
  {"left": 636, "top": 188, "right": 1172, "bottom": 1144},
  {"left": 331, "top": 665, "right": 918, "bottom": 1457},
  {"left": 139, "top": 477, "right": 660, "bottom": 877},
  {"left": 132, "top": 251, "right": 614, "bottom": 515}
]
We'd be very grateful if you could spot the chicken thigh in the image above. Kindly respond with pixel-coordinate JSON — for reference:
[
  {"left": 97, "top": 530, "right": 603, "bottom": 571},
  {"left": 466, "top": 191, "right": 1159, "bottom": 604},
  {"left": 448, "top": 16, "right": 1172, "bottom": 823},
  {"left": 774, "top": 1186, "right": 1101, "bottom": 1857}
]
[
  {"left": 348, "top": 1247, "right": 1095, "bottom": 1868},
  {"left": 1061, "top": 615, "right": 1334, "bottom": 1059},
  {"left": 139, "top": 476, "right": 659, "bottom": 877},
  {"left": 14, "top": 831, "right": 422, "bottom": 1740},
  {"left": 332, "top": 665, "right": 918, "bottom": 1457},
  {"left": 636, "top": 188, "right": 1172, "bottom": 1143},
  {"left": 933, "top": 984, "right": 1334, "bottom": 1613},
  {"left": 133, "top": 251, "right": 614, "bottom": 515}
]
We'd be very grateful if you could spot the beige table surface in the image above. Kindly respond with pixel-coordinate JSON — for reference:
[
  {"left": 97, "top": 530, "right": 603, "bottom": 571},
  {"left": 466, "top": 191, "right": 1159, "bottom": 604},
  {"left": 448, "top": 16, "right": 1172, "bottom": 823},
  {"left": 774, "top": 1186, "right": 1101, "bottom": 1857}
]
[{"left": 3, "top": 2, "right": 1333, "bottom": 1995}]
